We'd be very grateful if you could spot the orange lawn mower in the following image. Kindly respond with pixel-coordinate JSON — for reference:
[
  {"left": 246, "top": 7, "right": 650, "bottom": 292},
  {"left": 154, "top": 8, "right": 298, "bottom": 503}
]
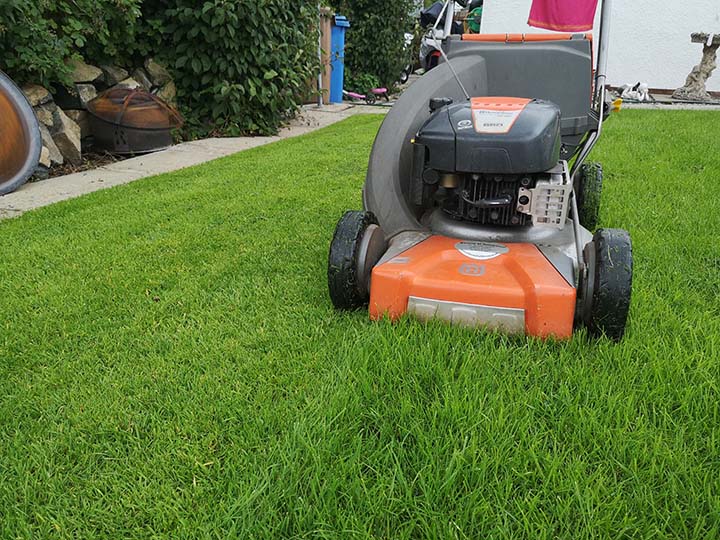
[{"left": 328, "top": 0, "right": 633, "bottom": 341}]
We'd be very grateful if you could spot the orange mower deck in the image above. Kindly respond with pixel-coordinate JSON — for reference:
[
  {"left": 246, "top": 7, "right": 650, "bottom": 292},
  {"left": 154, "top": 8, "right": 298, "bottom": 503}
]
[{"left": 369, "top": 236, "right": 576, "bottom": 339}]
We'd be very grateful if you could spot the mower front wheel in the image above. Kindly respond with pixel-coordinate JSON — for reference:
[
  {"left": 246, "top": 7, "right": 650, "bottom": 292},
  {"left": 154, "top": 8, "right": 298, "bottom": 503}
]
[
  {"left": 582, "top": 228, "right": 633, "bottom": 341},
  {"left": 328, "top": 211, "right": 387, "bottom": 310}
]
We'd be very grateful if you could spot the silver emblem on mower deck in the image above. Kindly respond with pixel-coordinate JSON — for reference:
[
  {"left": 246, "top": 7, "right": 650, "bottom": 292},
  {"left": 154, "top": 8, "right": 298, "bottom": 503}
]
[
  {"left": 455, "top": 241, "right": 509, "bottom": 260},
  {"left": 459, "top": 263, "right": 485, "bottom": 276}
]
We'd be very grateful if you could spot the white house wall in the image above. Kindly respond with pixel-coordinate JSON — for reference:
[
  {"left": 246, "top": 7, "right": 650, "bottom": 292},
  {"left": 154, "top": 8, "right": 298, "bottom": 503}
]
[{"left": 481, "top": 0, "right": 720, "bottom": 92}]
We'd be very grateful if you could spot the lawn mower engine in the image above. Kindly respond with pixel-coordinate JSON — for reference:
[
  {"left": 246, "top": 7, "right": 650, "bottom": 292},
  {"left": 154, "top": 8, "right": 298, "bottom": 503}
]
[{"left": 413, "top": 97, "right": 570, "bottom": 230}]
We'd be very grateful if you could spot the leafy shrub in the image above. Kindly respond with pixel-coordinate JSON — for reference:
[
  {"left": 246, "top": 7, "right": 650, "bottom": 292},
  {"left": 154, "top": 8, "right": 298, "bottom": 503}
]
[
  {"left": 345, "top": 71, "right": 380, "bottom": 94},
  {"left": 133, "top": 0, "right": 320, "bottom": 136},
  {"left": 330, "top": 0, "right": 415, "bottom": 89},
  {"left": 0, "top": 0, "right": 141, "bottom": 88}
]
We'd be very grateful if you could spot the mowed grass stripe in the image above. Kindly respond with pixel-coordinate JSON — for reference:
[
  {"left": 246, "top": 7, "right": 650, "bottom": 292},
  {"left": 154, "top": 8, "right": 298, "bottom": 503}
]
[{"left": 0, "top": 111, "right": 718, "bottom": 538}]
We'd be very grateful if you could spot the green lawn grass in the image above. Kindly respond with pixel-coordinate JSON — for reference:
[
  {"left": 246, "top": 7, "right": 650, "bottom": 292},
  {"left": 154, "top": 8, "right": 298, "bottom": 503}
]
[{"left": 1, "top": 111, "right": 719, "bottom": 538}]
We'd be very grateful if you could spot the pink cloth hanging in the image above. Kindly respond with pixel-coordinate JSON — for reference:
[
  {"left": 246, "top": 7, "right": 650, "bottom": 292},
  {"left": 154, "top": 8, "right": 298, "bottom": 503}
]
[{"left": 528, "top": 0, "right": 599, "bottom": 32}]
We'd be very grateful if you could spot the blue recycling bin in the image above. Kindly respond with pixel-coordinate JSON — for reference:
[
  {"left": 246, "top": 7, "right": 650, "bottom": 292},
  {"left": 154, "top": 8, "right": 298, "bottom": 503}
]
[{"left": 330, "top": 15, "right": 350, "bottom": 104}]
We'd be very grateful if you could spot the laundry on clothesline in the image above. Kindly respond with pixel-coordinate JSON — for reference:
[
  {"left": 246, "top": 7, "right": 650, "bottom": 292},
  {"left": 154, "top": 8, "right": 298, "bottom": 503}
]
[{"left": 527, "top": 0, "right": 599, "bottom": 32}]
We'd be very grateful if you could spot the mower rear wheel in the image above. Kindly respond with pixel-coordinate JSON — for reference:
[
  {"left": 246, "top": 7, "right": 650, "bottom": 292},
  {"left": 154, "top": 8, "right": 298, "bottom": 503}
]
[
  {"left": 328, "top": 211, "right": 386, "bottom": 310},
  {"left": 575, "top": 162, "right": 603, "bottom": 231},
  {"left": 583, "top": 228, "right": 633, "bottom": 341}
]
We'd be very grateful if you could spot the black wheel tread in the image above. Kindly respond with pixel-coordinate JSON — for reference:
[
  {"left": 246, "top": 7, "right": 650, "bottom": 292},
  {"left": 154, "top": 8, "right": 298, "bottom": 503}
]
[
  {"left": 588, "top": 228, "right": 633, "bottom": 341},
  {"left": 328, "top": 211, "right": 378, "bottom": 310},
  {"left": 576, "top": 162, "right": 603, "bottom": 231}
]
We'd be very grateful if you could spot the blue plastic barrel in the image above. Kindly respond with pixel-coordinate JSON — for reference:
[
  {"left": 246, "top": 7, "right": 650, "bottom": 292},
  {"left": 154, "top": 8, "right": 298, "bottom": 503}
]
[{"left": 330, "top": 15, "right": 350, "bottom": 104}]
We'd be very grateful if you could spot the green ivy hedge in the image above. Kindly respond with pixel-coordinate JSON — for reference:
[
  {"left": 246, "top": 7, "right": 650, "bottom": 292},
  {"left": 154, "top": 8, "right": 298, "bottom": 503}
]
[
  {"left": 0, "top": 0, "right": 141, "bottom": 88},
  {"left": 0, "top": 0, "right": 319, "bottom": 136},
  {"left": 330, "top": 0, "right": 415, "bottom": 90},
  {"left": 135, "top": 0, "right": 319, "bottom": 136},
  {"left": 0, "top": 0, "right": 417, "bottom": 136}
]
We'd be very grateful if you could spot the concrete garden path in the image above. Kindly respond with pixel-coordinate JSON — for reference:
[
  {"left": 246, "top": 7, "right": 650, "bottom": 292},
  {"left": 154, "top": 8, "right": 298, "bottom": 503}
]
[{"left": 0, "top": 103, "right": 387, "bottom": 220}]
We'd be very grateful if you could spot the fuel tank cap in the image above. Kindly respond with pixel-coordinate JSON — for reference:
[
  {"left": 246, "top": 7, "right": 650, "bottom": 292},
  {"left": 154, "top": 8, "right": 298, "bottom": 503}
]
[{"left": 429, "top": 97, "right": 453, "bottom": 112}]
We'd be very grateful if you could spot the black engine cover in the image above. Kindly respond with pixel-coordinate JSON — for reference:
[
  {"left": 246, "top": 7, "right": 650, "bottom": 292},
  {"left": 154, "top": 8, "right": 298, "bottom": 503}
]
[{"left": 416, "top": 98, "right": 562, "bottom": 174}]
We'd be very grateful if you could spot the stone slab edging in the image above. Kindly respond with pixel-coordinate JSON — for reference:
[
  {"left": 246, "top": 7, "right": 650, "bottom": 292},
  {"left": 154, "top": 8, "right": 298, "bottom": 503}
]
[{"left": 0, "top": 104, "right": 387, "bottom": 220}]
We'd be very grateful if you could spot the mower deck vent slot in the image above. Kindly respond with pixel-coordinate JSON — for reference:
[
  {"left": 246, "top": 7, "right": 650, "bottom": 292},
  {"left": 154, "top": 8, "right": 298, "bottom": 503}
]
[{"left": 408, "top": 296, "right": 526, "bottom": 333}]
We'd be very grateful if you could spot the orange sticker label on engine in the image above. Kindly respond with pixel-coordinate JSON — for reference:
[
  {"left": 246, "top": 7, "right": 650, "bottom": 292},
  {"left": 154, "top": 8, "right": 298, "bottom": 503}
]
[
  {"left": 471, "top": 109, "right": 523, "bottom": 134},
  {"left": 470, "top": 97, "right": 531, "bottom": 134}
]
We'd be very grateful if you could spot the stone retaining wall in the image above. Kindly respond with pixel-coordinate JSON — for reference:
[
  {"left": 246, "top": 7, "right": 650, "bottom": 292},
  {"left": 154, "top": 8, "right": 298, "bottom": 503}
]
[{"left": 22, "top": 57, "right": 176, "bottom": 179}]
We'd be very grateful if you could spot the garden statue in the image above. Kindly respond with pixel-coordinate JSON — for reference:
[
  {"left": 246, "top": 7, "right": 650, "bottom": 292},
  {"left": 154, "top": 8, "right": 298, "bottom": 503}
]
[{"left": 672, "top": 33, "right": 719, "bottom": 102}]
